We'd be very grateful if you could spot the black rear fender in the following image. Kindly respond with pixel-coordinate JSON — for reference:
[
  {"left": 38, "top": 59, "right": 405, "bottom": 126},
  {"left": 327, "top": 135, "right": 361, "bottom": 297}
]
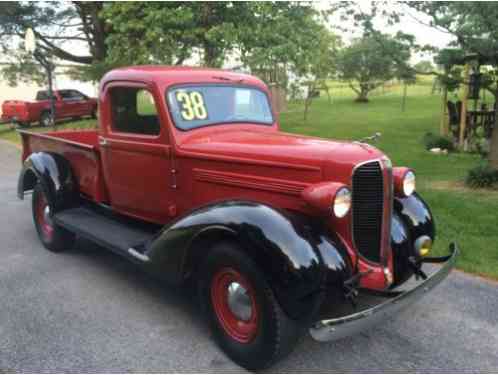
[{"left": 17, "top": 152, "right": 78, "bottom": 210}]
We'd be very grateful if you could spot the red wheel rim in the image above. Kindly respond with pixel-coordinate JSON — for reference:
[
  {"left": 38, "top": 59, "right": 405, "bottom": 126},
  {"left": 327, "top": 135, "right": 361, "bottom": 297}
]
[
  {"left": 210, "top": 267, "right": 259, "bottom": 343},
  {"left": 35, "top": 192, "right": 54, "bottom": 241}
]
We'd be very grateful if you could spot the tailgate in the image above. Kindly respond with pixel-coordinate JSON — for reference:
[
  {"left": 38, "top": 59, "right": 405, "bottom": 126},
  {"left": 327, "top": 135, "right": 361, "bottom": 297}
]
[{"left": 2, "top": 101, "right": 30, "bottom": 119}]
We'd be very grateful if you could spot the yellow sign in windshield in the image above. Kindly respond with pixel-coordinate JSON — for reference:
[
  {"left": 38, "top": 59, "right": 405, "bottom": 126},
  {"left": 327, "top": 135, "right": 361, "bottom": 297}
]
[{"left": 175, "top": 91, "right": 208, "bottom": 121}]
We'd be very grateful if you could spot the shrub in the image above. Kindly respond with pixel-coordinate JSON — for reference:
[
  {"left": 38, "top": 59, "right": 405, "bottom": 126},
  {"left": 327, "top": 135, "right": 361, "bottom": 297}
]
[
  {"left": 422, "top": 132, "right": 455, "bottom": 151},
  {"left": 465, "top": 163, "right": 498, "bottom": 189}
]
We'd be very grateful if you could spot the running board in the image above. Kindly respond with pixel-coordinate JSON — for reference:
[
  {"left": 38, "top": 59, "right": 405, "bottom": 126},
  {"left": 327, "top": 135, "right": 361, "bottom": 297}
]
[{"left": 53, "top": 206, "right": 156, "bottom": 262}]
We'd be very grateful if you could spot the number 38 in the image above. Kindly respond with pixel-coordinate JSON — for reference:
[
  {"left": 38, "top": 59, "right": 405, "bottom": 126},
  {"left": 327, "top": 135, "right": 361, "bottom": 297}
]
[{"left": 176, "top": 91, "right": 208, "bottom": 121}]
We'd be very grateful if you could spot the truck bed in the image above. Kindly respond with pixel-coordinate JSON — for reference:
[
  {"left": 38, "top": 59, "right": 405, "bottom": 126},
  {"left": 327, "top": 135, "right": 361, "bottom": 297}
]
[{"left": 19, "top": 129, "right": 107, "bottom": 202}]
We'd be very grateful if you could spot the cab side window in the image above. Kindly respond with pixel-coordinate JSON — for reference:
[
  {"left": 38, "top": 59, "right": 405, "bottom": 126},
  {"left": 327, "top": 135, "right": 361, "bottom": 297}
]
[
  {"left": 36, "top": 91, "right": 48, "bottom": 101},
  {"left": 59, "top": 90, "right": 73, "bottom": 101},
  {"left": 70, "top": 90, "right": 86, "bottom": 100},
  {"left": 109, "top": 87, "right": 160, "bottom": 135},
  {"left": 36, "top": 91, "right": 57, "bottom": 101}
]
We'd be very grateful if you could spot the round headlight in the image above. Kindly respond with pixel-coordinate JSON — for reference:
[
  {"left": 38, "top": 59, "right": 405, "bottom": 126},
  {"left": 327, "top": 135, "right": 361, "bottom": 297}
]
[
  {"left": 333, "top": 187, "right": 352, "bottom": 218},
  {"left": 403, "top": 170, "right": 416, "bottom": 196}
]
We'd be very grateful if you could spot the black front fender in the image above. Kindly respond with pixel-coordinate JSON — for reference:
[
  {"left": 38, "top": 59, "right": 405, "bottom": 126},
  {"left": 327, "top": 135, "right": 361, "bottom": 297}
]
[
  {"left": 18, "top": 152, "right": 78, "bottom": 210},
  {"left": 146, "top": 201, "right": 352, "bottom": 321},
  {"left": 394, "top": 192, "right": 435, "bottom": 242},
  {"left": 391, "top": 192, "right": 436, "bottom": 286}
]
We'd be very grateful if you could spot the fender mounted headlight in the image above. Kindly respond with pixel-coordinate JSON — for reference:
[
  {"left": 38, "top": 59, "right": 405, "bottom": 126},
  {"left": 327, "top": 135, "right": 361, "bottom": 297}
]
[
  {"left": 301, "top": 182, "right": 351, "bottom": 218},
  {"left": 393, "top": 167, "right": 416, "bottom": 197},
  {"left": 332, "top": 187, "right": 352, "bottom": 218}
]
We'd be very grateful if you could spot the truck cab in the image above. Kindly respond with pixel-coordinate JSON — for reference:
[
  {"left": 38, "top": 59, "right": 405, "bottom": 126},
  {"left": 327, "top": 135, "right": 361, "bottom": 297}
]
[{"left": 17, "top": 66, "right": 457, "bottom": 371}]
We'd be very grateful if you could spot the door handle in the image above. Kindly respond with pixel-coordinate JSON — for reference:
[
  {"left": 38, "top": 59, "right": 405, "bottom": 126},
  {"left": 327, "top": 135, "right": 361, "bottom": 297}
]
[{"left": 98, "top": 137, "right": 108, "bottom": 147}]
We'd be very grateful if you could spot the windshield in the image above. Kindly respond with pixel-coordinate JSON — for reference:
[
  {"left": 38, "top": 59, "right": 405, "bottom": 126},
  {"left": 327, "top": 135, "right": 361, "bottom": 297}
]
[{"left": 166, "top": 85, "right": 274, "bottom": 130}]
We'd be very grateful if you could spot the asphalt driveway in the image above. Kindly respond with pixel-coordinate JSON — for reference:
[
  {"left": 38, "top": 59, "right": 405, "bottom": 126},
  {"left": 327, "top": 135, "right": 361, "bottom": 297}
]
[{"left": 1, "top": 140, "right": 497, "bottom": 372}]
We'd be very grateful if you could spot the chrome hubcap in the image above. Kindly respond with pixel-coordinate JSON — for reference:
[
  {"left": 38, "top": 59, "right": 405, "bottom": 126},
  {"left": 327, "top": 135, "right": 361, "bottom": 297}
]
[
  {"left": 227, "top": 282, "right": 252, "bottom": 321},
  {"left": 43, "top": 206, "right": 53, "bottom": 226}
]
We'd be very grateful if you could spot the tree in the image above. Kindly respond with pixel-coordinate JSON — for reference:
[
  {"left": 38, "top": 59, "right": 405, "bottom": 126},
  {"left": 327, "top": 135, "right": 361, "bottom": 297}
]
[
  {"left": 103, "top": 2, "right": 327, "bottom": 73},
  {"left": 336, "top": 34, "right": 413, "bottom": 102},
  {"left": 102, "top": 2, "right": 257, "bottom": 69},
  {"left": 238, "top": 3, "right": 326, "bottom": 79},
  {"left": 0, "top": 2, "right": 107, "bottom": 82},
  {"left": 2, "top": 2, "right": 330, "bottom": 85},
  {"left": 414, "top": 60, "right": 435, "bottom": 74},
  {"left": 302, "top": 28, "right": 340, "bottom": 119}
]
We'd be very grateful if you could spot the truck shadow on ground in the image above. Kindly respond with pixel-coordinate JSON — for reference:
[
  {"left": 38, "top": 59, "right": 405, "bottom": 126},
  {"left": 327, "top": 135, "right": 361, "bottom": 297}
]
[{"left": 67, "top": 237, "right": 210, "bottom": 336}]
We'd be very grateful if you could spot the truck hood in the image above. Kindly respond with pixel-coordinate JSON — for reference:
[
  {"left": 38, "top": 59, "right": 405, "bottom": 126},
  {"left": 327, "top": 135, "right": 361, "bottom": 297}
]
[{"left": 178, "top": 127, "right": 386, "bottom": 183}]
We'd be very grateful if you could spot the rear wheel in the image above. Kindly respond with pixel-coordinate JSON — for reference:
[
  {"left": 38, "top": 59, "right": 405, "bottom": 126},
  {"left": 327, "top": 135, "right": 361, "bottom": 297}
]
[
  {"left": 198, "top": 242, "right": 301, "bottom": 371},
  {"left": 32, "top": 183, "right": 75, "bottom": 252},
  {"left": 40, "top": 111, "right": 52, "bottom": 127}
]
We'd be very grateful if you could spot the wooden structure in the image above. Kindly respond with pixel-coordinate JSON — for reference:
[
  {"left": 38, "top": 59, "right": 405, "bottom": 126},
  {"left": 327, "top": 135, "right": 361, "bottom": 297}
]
[{"left": 439, "top": 52, "right": 497, "bottom": 150}]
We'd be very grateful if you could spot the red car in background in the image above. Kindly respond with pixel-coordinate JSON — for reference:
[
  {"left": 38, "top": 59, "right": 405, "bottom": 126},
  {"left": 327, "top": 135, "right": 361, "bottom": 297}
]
[{"left": 1, "top": 89, "right": 97, "bottom": 127}]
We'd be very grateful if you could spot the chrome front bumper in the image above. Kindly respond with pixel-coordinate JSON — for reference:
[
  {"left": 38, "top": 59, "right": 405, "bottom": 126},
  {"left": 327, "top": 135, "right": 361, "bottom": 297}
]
[{"left": 309, "top": 243, "right": 458, "bottom": 342}]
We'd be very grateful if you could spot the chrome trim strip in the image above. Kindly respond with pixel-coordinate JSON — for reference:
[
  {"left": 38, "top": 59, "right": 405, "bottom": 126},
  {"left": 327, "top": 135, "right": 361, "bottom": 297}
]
[
  {"left": 128, "top": 247, "right": 150, "bottom": 262},
  {"left": 309, "top": 243, "right": 458, "bottom": 342}
]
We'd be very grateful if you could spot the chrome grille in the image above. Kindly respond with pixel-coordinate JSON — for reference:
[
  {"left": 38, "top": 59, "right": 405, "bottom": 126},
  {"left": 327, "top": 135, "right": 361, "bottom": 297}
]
[{"left": 352, "top": 161, "right": 384, "bottom": 263}]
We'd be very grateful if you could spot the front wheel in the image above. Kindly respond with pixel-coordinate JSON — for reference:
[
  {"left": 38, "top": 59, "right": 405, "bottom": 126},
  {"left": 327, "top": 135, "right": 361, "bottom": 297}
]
[
  {"left": 40, "top": 111, "right": 52, "bottom": 127},
  {"left": 198, "top": 242, "right": 301, "bottom": 371},
  {"left": 32, "top": 183, "right": 75, "bottom": 252}
]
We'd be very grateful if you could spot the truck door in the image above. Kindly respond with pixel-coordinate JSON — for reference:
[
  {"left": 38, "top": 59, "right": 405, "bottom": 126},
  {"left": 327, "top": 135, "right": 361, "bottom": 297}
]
[
  {"left": 69, "top": 90, "right": 89, "bottom": 116},
  {"left": 99, "top": 83, "right": 174, "bottom": 224},
  {"left": 58, "top": 90, "right": 78, "bottom": 118}
]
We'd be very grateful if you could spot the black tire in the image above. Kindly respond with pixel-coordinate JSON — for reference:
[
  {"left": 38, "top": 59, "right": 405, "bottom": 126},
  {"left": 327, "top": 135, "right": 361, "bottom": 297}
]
[
  {"left": 32, "top": 183, "right": 75, "bottom": 252},
  {"left": 40, "top": 111, "right": 52, "bottom": 127},
  {"left": 198, "top": 242, "right": 301, "bottom": 371}
]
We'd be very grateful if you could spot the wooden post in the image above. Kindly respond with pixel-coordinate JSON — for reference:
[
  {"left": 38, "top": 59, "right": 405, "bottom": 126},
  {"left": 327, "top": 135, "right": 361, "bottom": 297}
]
[
  {"left": 440, "top": 85, "right": 449, "bottom": 136},
  {"left": 459, "top": 63, "right": 470, "bottom": 149}
]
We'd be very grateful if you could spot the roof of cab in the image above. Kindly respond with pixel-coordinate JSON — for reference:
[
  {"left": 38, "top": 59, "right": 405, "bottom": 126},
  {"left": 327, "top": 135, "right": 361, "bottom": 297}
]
[{"left": 101, "top": 65, "right": 266, "bottom": 89}]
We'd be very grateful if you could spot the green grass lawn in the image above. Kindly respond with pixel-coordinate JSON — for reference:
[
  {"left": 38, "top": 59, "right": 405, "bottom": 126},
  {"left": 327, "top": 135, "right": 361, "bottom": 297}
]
[{"left": 1, "top": 82, "right": 497, "bottom": 279}]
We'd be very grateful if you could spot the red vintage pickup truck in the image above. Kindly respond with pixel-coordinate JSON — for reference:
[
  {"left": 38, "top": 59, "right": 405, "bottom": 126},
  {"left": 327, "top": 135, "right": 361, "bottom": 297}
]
[
  {"left": 17, "top": 66, "right": 457, "bottom": 370},
  {"left": 2, "top": 89, "right": 97, "bottom": 127}
]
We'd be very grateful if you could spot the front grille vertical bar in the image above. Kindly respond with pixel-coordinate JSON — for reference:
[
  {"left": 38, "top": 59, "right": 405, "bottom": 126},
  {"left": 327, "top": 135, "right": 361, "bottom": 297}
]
[
  {"left": 380, "top": 163, "right": 393, "bottom": 267},
  {"left": 352, "top": 161, "right": 384, "bottom": 263}
]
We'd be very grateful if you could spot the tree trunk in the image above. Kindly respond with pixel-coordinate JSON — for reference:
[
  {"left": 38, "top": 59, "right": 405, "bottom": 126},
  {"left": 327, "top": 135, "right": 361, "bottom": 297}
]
[
  {"left": 488, "top": 91, "right": 498, "bottom": 170},
  {"left": 203, "top": 42, "right": 219, "bottom": 67},
  {"left": 303, "top": 82, "right": 316, "bottom": 121},
  {"left": 440, "top": 85, "right": 449, "bottom": 136},
  {"left": 355, "top": 85, "right": 369, "bottom": 103}
]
